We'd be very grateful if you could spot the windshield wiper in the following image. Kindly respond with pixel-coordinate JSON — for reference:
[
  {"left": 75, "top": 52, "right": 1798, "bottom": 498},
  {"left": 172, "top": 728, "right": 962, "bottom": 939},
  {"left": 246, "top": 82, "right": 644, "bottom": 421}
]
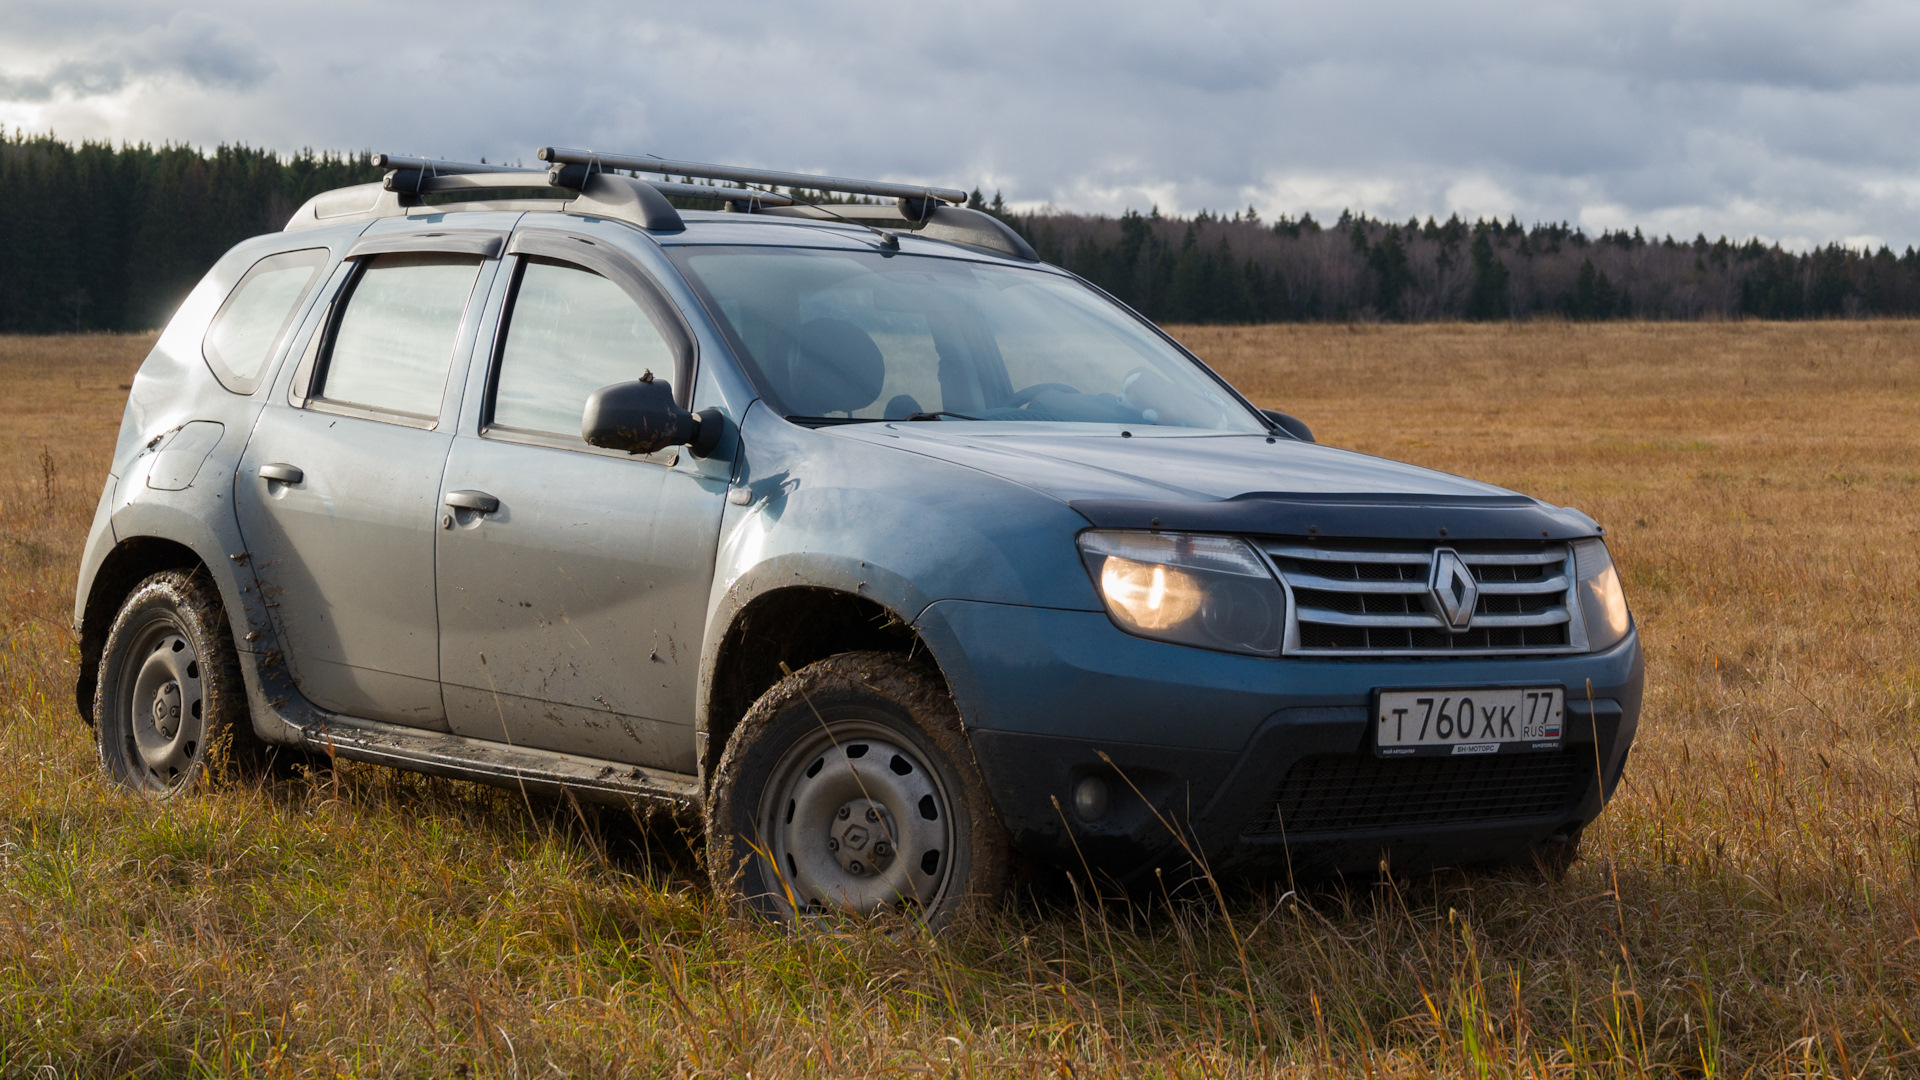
[
  {"left": 785, "top": 415, "right": 884, "bottom": 426},
  {"left": 785, "top": 412, "right": 982, "bottom": 427},
  {"left": 904, "top": 411, "right": 983, "bottom": 422}
]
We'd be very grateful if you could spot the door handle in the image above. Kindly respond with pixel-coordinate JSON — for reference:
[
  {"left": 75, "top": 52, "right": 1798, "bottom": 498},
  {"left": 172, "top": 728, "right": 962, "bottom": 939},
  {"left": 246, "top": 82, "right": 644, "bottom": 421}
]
[
  {"left": 259, "top": 463, "right": 304, "bottom": 484},
  {"left": 443, "top": 490, "right": 500, "bottom": 514}
]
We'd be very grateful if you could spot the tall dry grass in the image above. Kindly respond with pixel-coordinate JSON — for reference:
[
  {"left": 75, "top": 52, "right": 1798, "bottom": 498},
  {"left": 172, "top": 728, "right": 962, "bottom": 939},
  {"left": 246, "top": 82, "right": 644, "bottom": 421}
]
[{"left": 0, "top": 324, "right": 1916, "bottom": 1077}]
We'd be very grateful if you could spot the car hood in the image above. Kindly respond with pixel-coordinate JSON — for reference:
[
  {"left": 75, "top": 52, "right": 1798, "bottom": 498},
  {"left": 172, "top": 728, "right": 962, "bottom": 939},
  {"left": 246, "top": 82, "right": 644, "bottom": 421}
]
[{"left": 829, "top": 423, "right": 1601, "bottom": 541}]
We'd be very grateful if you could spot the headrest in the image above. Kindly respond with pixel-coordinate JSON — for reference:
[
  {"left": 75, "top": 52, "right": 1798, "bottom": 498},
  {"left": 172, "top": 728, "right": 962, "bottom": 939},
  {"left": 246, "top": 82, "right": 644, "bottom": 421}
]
[{"left": 785, "top": 318, "right": 885, "bottom": 416}]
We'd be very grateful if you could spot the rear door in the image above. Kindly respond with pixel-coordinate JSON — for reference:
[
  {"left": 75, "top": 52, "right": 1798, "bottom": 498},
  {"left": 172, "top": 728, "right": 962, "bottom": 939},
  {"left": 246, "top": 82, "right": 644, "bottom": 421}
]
[
  {"left": 434, "top": 228, "right": 726, "bottom": 771},
  {"left": 235, "top": 236, "right": 501, "bottom": 727}
]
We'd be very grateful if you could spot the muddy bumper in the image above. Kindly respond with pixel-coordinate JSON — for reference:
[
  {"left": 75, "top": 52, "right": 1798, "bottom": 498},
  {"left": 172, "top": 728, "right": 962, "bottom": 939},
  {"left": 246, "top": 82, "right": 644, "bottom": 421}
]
[{"left": 915, "top": 600, "right": 1642, "bottom": 881}]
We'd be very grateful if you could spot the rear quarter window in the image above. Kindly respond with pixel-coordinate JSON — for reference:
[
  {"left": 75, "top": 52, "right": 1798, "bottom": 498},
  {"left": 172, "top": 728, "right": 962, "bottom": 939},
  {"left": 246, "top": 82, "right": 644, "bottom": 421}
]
[{"left": 202, "top": 248, "right": 329, "bottom": 394}]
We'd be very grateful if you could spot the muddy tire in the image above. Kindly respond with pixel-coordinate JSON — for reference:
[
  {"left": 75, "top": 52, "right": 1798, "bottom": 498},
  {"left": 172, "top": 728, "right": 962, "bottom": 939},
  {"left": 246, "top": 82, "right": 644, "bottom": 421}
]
[
  {"left": 706, "top": 651, "right": 1010, "bottom": 930},
  {"left": 94, "top": 570, "right": 261, "bottom": 796}
]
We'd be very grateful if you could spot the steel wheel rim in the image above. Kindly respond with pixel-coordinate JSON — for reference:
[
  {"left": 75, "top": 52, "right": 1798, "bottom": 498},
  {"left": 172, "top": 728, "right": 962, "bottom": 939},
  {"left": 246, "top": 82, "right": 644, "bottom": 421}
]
[
  {"left": 756, "top": 714, "right": 957, "bottom": 916},
  {"left": 116, "top": 616, "right": 206, "bottom": 790}
]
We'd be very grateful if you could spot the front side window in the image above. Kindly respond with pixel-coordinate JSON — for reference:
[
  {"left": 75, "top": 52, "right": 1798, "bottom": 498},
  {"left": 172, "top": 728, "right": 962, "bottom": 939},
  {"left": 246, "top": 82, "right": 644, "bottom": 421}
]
[
  {"left": 669, "top": 247, "right": 1264, "bottom": 432},
  {"left": 318, "top": 253, "right": 482, "bottom": 418},
  {"left": 491, "top": 259, "right": 678, "bottom": 438},
  {"left": 203, "top": 248, "right": 328, "bottom": 393}
]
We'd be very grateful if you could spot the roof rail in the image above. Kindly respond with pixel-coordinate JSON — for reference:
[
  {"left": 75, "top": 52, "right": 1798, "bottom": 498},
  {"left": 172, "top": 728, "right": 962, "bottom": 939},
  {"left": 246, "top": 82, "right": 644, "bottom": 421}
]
[
  {"left": 372, "top": 154, "right": 533, "bottom": 175},
  {"left": 537, "top": 147, "right": 969, "bottom": 208},
  {"left": 760, "top": 203, "right": 1038, "bottom": 261},
  {"left": 285, "top": 149, "right": 1033, "bottom": 259},
  {"left": 285, "top": 168, "right": 686, "bottom": 233}
]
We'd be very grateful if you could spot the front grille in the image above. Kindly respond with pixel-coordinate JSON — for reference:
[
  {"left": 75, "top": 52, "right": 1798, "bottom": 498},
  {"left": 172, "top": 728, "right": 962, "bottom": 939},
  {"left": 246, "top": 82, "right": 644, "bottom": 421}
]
[
  {"left": 1265, "top": 541, "right": 1577, "bottom": 655},
  {"left": 1242, "top": 751, "right": 1591, "bottom": 836}
]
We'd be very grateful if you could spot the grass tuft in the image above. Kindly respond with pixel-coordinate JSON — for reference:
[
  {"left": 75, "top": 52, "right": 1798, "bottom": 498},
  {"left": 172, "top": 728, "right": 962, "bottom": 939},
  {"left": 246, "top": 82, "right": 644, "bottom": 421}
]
[{"left": 1, "top": 324, "right": 1916, "bottom": 1076}]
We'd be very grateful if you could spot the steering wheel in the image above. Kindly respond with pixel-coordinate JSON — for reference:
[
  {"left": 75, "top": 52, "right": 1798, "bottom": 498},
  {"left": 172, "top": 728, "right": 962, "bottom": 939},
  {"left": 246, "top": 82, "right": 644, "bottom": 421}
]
[{"left": 1003, "top": 382, "right": 1081, "bottom": 409}]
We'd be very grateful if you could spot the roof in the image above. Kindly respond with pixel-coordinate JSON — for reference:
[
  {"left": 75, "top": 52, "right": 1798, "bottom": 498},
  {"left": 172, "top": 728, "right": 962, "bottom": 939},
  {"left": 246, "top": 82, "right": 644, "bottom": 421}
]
[{"left": 284, "top": 151, "right": 1039, "bottom": 263}]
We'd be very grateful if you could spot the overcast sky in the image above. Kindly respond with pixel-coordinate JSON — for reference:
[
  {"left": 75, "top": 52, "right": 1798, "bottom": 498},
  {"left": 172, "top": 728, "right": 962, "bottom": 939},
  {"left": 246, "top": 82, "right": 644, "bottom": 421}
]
[{"left": 4, "top": 1, "right": 1917, "bottom": 250}]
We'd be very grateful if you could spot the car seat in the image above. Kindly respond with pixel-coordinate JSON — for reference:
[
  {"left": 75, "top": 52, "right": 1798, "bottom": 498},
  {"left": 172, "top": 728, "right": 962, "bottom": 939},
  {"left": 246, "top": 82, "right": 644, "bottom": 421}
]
[{"left": 783, "top": 318, "right": 885, "bottom": 417}]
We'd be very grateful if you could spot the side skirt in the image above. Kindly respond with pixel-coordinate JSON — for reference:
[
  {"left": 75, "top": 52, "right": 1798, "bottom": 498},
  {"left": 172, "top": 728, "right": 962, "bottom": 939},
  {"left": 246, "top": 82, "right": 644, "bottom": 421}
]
[
  {"left": 236, "top": 645, "right": 701, "bottom": 815},
  {"left": 302, "top": 712, "right": 702, "bottom": 814}
]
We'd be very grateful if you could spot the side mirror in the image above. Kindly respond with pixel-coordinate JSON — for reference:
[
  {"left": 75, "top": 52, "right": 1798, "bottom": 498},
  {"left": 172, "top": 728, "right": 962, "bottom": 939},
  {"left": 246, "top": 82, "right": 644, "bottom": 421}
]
[
  {"left": 582, "top": 376, "right": 724, "bottom": 457},
  {"left": 1261, "top": 409, "right": 1315, "bottom": 443}
]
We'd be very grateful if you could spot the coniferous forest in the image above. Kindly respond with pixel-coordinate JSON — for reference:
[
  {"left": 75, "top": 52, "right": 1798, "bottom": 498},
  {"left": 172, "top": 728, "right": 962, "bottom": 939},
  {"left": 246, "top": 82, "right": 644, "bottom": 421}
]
[
  {"left": 992, "top": 198, "right": 1920, "bottom": 324},
  {"left": 8, "top": 132, "right": 1920, "bottom": 331},
  {"left": 0, "top": 135, "right": 380, "bottom": 333}
]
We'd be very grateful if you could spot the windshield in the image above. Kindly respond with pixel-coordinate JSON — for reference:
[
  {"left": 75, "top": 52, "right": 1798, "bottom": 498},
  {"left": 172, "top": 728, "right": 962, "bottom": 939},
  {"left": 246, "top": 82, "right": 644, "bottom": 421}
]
[{"left": 670, "top": 246, "right": 1266, "bottom": 432}]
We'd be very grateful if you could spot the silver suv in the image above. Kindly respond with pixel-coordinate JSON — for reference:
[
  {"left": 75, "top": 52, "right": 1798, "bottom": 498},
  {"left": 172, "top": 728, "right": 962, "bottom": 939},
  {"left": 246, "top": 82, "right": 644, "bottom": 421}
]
[{"left": 76, "top": 150, "right": 1642, "bottom": 926}]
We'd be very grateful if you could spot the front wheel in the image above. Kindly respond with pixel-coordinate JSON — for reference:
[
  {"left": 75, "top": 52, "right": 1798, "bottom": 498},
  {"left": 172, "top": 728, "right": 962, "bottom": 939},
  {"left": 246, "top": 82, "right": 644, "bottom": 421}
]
[
  {"left": 706, "top": 652, "right": 1010, "bottom": 929},
  {"left": 1530, "top": 827, "right": 1585, "bottom": 881},
  {"left": 94, "top": 570, "right": 258, "bottom": 796}
]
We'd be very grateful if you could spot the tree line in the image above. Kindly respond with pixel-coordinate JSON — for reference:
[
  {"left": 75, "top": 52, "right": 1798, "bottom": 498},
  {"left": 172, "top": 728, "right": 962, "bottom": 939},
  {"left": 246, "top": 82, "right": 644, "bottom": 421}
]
[
  {"left": 0, "top": 133, "right": 382, "bottom": 332},
  {"left": 7, "top": 132, "right": 1920, "bottom": 331},
  {"left": 975, "top": 196, "right": 1920, "bottom": 323}
]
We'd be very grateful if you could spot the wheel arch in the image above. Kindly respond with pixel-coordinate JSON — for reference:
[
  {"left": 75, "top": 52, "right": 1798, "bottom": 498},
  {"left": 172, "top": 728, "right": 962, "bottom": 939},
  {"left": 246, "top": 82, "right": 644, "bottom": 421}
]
[
  {"left": 698, "top": 584, "right": 948, "bottom": 787},
  {"left": 75, "top": 536, "right": 213, "bottom": 724}
]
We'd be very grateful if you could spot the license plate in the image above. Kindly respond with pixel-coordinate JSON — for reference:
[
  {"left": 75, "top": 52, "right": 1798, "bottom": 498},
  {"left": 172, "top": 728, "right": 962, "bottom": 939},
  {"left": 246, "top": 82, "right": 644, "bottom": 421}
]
[{"left": 1374, "top": 687, "right": 1564, "bottom": 757}]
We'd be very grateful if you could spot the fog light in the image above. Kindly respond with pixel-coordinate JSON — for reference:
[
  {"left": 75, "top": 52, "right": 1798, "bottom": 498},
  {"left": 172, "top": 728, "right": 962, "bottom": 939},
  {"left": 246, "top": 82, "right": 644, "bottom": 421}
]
[{"left": 1073, "top": 776, "right": 1110, "bottom": 822}]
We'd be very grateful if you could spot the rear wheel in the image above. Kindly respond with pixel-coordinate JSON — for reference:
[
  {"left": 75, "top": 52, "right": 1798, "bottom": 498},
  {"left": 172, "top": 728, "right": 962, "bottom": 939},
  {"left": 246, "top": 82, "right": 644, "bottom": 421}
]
[
  {"left": 94, "top": 570, "right": 259, "bottom": 796},
  {"left": 706, "top": 652, "right": 1010, "bottom": 929}
]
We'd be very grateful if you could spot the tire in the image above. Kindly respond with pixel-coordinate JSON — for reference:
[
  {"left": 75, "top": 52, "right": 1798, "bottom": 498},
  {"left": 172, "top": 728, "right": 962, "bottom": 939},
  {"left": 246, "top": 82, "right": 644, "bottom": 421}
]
[
  {"left": 94, "top": 570, "right": 260, "bottom": 796},
  {"left": 706, "top": 651, "right": 1011, "bottom": 929}
]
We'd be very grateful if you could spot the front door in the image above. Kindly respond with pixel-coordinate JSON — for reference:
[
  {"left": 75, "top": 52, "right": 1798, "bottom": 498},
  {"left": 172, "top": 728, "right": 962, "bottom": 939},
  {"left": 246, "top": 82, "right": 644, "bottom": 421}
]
[
  {"left": 235, "top": 251, "right": 492, "bottom": 728},
  {"left": 435, "top": 248, "right": 726, "bottom": 771}
]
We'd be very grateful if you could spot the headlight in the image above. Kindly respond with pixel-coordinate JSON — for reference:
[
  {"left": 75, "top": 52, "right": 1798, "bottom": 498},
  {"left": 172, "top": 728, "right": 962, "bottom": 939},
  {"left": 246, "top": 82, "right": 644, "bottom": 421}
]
[
  {"left": 1077, "top": 530, "right": 1284, "bottom": 655},
  {"left": 1572, "top": 538, "right": 1632, "bottom": 651}
]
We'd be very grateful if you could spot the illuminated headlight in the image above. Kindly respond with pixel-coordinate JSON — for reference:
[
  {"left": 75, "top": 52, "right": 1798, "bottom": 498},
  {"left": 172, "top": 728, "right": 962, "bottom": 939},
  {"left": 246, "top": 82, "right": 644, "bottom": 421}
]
[
  {"left": 1572, "top": 538, "right": 1632, "bottom": 651},
  {"left": 1077, "top": 531, "right": 1284, "bottom": 655}
]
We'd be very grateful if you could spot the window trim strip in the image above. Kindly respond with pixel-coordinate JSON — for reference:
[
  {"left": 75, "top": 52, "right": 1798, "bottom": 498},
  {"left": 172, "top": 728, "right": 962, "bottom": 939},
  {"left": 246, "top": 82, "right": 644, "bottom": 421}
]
[
  {"left": 347, "top": 230, "right": 505, "bottom": 260},
  {"left": 499, "top": 230, "right": 697, "bottom": 406},
  {"left": 290, "top": 250, "right": 487, "bottom": 427}
]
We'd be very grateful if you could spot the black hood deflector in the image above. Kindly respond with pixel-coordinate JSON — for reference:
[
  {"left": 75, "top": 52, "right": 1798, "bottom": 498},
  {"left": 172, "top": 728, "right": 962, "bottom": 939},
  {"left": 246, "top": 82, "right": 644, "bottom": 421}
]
[{"left": 1070, "top": 492, "right": 1601, "bottom": 542}]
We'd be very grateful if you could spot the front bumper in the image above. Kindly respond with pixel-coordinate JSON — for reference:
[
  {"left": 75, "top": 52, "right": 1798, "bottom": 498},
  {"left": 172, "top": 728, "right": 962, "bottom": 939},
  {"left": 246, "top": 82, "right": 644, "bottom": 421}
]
[{"left": 915, "top": 600, "right": 1643, "bottom": 880}]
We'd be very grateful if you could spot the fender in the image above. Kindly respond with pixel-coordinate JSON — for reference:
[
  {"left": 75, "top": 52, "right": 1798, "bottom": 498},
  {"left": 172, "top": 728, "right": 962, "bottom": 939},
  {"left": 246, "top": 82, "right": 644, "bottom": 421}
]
[
  {"left": 101, "top": 492, "right": 313, "bottom": 744},
  {"left": 693, "top": 403, "right": 1103, "bottom": 740},
  {"left": 709, "top": 404, "right": 1100, "bottom": 609}
]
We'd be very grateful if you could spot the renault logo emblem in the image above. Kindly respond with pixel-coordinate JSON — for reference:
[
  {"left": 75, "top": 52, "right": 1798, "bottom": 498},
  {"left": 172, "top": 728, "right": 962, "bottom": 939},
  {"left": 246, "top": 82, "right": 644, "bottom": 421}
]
[{"left": 1426, "top": 549, "right": 1478, "bottom": 631}]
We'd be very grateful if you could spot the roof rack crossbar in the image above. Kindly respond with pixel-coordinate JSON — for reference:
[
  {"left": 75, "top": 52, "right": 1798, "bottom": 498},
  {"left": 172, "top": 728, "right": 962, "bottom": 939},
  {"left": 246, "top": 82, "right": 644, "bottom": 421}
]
[{"left": 536, "top": 147, "right": 969, "bottom": 206}]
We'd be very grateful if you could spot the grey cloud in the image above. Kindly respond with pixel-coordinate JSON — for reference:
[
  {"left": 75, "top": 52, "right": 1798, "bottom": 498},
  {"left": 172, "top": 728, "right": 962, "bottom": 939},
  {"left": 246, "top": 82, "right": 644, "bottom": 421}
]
[
  {"left": 146, "top": 12, "right": 276, "bottom": 89},
  {"left": 0, "top": 58, "right": 133, "bottom": 102},
  {"left": 0, "top": 10, "right": 272, "bottom": 102},
  {"left": 6, "top": 0, "right": 1920, "bottom": 246}
]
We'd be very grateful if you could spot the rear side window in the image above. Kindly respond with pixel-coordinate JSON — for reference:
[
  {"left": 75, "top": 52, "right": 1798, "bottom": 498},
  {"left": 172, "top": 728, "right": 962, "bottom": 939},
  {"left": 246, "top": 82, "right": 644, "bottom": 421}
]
[
  {"left": 202, "top": 249, "right": 328, "bottom": 394},
  {"left": 490, "top": 259, "right": 678, "bottom": 438},
  {"left": 318, "top": 253, "right": 482, "bottom": 419}
]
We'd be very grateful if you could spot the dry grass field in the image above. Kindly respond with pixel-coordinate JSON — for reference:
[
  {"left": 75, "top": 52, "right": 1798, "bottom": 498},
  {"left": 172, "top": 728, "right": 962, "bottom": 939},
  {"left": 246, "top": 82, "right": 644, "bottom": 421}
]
[{"left": 0, "top": 323, "right": 1916, "bottom": 1077}]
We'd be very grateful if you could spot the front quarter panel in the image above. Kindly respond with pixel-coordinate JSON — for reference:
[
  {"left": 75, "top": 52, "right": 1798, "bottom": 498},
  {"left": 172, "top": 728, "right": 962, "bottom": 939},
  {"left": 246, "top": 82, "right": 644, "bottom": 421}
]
[{"left": 697, "top": 403, "right": 1101, "bottom": 727}]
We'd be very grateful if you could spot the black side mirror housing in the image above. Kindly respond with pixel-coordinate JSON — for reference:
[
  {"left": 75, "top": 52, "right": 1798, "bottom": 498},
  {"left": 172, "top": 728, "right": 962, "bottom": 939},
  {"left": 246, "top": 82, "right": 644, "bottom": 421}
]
[
  {"left": 1261, "top": 409, "right": 1315, "bottom": 443},
  {"left": 582, "top": 377, "right": 724, "bottom": 456}
]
